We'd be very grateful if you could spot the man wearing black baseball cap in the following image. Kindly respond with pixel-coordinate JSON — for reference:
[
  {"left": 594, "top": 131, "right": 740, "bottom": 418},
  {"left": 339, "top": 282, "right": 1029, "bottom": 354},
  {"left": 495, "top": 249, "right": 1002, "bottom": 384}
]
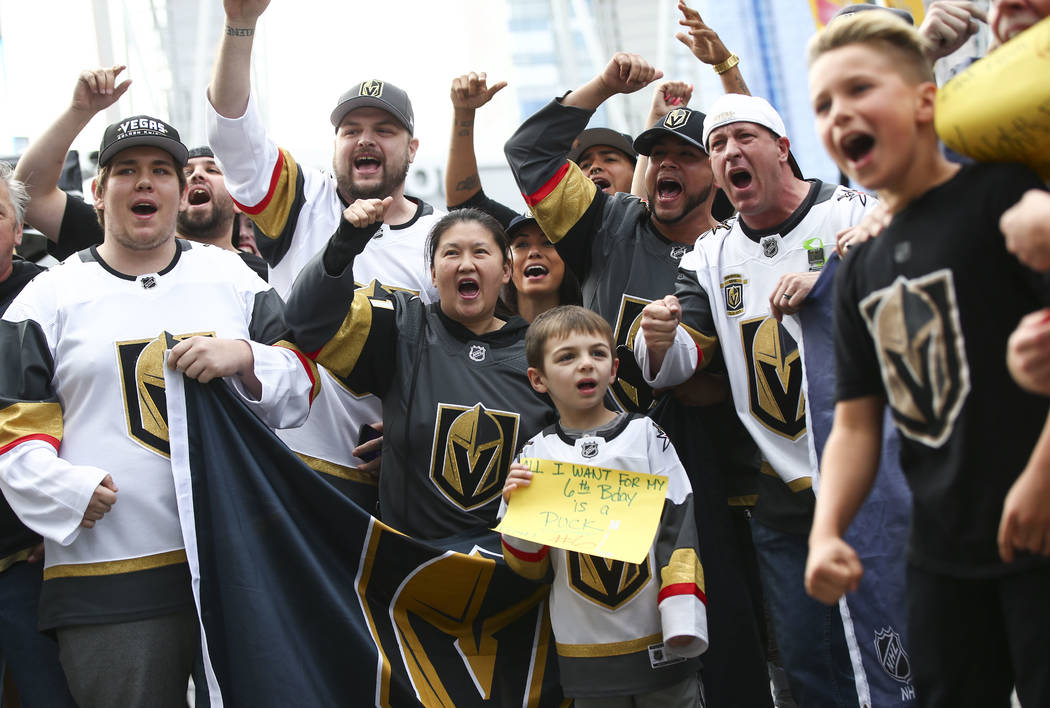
[
  {"left": 0, "top": 111, "right": 314, "bottom": 707},
  {"left": 567, "top": 127, "right": 637, "bottom": 195}
]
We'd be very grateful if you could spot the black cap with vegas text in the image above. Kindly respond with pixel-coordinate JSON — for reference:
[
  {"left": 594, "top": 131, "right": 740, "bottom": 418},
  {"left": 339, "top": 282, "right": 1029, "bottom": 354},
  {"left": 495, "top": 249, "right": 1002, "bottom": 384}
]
[
  {"left": 98, "top": 115, "right": 188, "bottom": 168},
  {"left": 632, "top": 107, "right": 709, "bottom": 156},
  {"left": 330, "top": 80, "right": 415, "bottom": 135}
]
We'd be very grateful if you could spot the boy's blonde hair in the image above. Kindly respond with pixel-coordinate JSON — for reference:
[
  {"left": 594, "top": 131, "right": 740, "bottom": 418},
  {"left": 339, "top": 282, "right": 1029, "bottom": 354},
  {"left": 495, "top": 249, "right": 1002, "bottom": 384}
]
[
  {"left": 525, "top": 305, "right": 615, "bottom": 371},
  {"left": 807, "top": 10, "right": 935, "bottom": 84}
]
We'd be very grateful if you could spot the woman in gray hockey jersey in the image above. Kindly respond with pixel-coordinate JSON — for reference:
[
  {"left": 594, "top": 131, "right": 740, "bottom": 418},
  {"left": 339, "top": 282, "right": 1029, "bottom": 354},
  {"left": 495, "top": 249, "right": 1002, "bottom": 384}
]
[{"left": 286, "top": 202, "right": 556, "bottom": 539}]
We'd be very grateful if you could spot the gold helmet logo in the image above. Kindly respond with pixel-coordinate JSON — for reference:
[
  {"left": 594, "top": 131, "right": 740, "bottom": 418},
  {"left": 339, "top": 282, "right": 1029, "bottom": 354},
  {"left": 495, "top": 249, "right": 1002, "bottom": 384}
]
[
  {"left": 135, "top": 336, "right": 169, "bottom": 441},
  {"left": 431, "top": 403, "right": 519, "bottom": 510},
  {"left": 567, "top": 553, "right": 650, "bottom": 610},
  {"left": 664, "top": 108, "right": 691, "bottom": 129},
  {"left": 739, "top": 317, "right": 806, "bottom": 440},
  {"left": 861, "top": 271, "right": 970, "bottom": 447},
  {"left": 360, "top": 80, "right": 384, "bottom": 97}
]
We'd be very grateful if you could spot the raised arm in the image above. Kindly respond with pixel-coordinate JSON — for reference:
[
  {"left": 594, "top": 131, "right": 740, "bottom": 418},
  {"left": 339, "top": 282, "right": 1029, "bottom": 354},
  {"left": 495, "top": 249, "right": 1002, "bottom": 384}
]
[
  {"left": 14, "top": 66, "right": 130, "bottom": 240},
  {"left": 562, "top": 52, "right": 663, "bottom": 111},
  {"left": 676, "top": 1, "right": 750, "bottom": 97},
  {"left": 209, "top": 0, "right": 271, "bottom": 118},
  {"left": 445, "top": 72, "right": 507, "bottom": 208}
]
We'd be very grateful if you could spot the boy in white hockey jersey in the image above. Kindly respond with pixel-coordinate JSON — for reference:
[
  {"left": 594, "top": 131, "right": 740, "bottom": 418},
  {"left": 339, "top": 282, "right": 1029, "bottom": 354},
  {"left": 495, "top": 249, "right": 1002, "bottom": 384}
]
[{"left": 500, "top": 305, "right": 707, "bottom": 706}]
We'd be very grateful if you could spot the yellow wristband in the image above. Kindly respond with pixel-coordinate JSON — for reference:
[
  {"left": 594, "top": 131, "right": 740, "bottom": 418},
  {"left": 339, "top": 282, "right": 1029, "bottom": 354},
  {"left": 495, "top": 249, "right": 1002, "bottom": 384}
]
[{"left": 713, "top": 53, "right": 740, "bottom": 75}]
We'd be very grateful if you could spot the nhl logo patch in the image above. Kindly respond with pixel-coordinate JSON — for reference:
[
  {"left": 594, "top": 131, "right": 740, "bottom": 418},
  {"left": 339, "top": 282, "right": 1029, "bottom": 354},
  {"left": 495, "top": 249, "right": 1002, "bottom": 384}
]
[
  {"left": 874, "top": 627, "right": 912, "bottom": 683},
  {"left": 580, "top": 440, "right": 599, "bottom": 459},
  {"left": 359, "top": 79, "right": 384, "bottom": 97},
  {"left": 669, "top": 245, "right": 689, "bottom": 261},
  {"left": 722, "top": 274, "right": 747, "bottom": 317},
  {"left": 761, "top": 236, "right": 779, "bottom": 258},
  {"left": 140, "top": 275, "right": 157, "bottom": 289},
  {"left": 664, "top": 108, "right": 691, "bottom": 129},
  {"left": 468, "top": 344, "right": 487, "bottom": 362}
]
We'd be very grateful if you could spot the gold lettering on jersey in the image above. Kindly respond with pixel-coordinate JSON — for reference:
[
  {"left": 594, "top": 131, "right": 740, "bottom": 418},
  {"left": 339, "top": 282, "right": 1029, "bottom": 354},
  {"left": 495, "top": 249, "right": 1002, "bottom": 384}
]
[
  {"left": 357, "top": 521, "right": 553, "bottom": 707},
  {"left": 610, "top": 294, "right": 655, "bottom": 412},
  {"left": 116, "top": 332, "right": 214, "bottom": 457},
  {"left": 722, "top": 274, "right": 748, "bottom": 317},
  {"left": 567, "top": 552, "right": 650, "bottom": 610},
  {"left": 739, "top": 317, "right": 806, "bottom": 440},
  {"left": 359, "top": 80, "right": 384, "bottom": 97},
  {"left": 664, "top": 108, "right": 691, "bottom": 129},
  {"left": 860, "top": 270, "right": 970, "bottom": 447},
  {"left": 430, "top": 403, "right": 519, "bottom": 510}
]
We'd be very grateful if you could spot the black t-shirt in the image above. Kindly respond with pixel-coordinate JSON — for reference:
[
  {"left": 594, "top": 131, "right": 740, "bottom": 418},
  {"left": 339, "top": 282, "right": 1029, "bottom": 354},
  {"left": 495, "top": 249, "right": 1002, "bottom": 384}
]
[
  {"left": 54, "top": 195, "right": 268, "bottom": 280},
  {"left": 0, "top": 257, "right": 46, "bottom": 561},
  {"left": 834, "top": 162, "right": 1050, "bottom": 577}
]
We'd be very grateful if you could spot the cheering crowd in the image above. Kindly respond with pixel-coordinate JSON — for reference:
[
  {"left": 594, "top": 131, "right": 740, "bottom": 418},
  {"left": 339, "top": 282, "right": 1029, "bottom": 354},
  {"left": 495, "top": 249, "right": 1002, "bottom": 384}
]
[{"left": 0, "top": 0, "right": 1048, "bottom": 706}]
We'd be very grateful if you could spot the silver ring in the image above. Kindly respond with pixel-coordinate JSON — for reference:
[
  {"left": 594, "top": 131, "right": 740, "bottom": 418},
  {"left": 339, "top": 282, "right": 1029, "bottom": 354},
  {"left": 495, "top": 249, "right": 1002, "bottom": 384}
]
[{"left": 783, "top": 292, "right": 793, "bottom": 299}]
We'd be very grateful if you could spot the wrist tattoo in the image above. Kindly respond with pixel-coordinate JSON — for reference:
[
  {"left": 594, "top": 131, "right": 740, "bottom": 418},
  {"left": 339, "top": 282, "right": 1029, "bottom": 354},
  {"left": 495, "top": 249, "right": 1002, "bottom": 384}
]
[
  {"left": 455, "top": 175, "right": 480, "bottom": 192},
  {"left": 225, "top": 25, "right": 255, "bottom": 37}
]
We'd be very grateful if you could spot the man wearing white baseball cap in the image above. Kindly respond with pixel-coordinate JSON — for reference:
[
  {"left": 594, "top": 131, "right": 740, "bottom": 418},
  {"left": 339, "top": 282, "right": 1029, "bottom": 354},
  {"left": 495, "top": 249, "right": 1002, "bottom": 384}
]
[{"left": 636, "top": 93, "right": 903, "bottom": 706}]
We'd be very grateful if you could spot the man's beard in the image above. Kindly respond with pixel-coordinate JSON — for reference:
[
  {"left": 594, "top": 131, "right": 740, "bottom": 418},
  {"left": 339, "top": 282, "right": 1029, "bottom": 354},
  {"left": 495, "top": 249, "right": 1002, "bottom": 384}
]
[
  {"left": 177, "top": 201, "right": 234, "bottom": 242},
  {"left": 336, "top": 149, "right": 411, "bottom": 202},
  {"left": 649, "top": 183, "right": 712, "bottom": 226}
]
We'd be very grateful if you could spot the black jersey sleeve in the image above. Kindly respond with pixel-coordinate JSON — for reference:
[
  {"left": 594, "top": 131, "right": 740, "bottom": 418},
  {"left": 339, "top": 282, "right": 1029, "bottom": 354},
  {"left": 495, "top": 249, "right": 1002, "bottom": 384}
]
[
  {"left": 284, "top": 219, "right": 399, "bottom": 396},
  {"left": 447, "top": 188, "right": 519, "bottom": 229},
  {"left": 49, "top": 195, "right": 103, "bottom": 261},
  {"left": 833, "top": 247, "right": 884, "bottom": 402}
]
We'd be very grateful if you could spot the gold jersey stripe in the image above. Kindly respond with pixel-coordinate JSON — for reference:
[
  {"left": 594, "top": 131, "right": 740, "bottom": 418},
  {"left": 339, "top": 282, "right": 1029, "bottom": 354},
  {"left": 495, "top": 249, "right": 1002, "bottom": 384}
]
[
  {"left": 295, "top": 451, "right": 377, "bottom": 485},
  {"left": 43, "top": 549, "right": 187, "bottom": 580},
  {"left": 530, "top": 164, "right": 597, "bottom": 243},
  {"left": 728, "top": 494, "right": 759, "bottom": 507},
  {"left": 0, "top": 401, "right": 63, "bottom": 451},
  {"left": 556, "top": 632, "right": 662, "bottom": 658},
  {"left": 760, "top": 461, "right": 813, "bottom": 492},
  {"left": 682, "top": 323, "right": 720, "bottom": 367},
  {"left": 273, "top": 340, "right": 322, "bottom": 402},
  {"left": 315, "top": 291, "right": 373, "bottom": 378},
  {"left": 247, "top": 148, "right": 302, "bottom": 239},
  {"left": 0, "top": 546, "right": 34, "bottom": 574},
  {"left": 660, "top": 547, "right": 705, "bottom": 593}
]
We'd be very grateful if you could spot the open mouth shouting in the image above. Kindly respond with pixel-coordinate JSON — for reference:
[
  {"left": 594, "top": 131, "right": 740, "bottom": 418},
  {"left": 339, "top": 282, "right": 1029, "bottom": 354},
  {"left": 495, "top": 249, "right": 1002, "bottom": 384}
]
[
  {"left": 131, "top": 199, "right": 159, "bottom": 218},
  {"left": 457, "top": 277, "right": 480, "bottom": 300},
  {"left": 523, "top": 263, "right": 549, "bottom": 281},
  {"left": 656, "top": 175, "right": 683, "bottom": 205},
  {"left": 589, "top": 174, "right": 611, "bottom": 192},
  {"left": 727, "top": 166, "right": 753, "bottom": 191},
  {"left": 840, "top": 132, "right": 876, "bottom": 169},
  {"left": 187, "top": 187, "right": 211, "bottom": 207},
  {"left": 576, "top": 377, "right": 598, "bottom": 395},
  {"left": 353, "top": 153, "right": 383, "bottom": 176}
]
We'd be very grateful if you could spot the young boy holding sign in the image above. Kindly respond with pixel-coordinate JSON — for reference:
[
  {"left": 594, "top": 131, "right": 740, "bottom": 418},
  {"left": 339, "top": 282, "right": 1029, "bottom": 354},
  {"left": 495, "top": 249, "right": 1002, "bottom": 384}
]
[{"left": 500, "top": 305, "right": 707, "bottom": 707}]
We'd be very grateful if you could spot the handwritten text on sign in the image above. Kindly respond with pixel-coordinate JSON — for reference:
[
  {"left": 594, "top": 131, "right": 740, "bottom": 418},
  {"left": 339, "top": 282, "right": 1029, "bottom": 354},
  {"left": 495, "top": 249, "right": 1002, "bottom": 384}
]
[{"left": 494, "top": 457, "right": 666, "bottom": 564}]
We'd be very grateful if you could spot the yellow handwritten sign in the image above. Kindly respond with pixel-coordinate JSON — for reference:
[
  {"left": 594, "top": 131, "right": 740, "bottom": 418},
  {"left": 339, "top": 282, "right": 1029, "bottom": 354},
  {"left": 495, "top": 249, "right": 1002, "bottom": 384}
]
[
  {"left": 494, "top": 457, "right": 666, "bottom": 564},
  {"left": 936, "top": 15, "right": 1050, "bottom": 180}
]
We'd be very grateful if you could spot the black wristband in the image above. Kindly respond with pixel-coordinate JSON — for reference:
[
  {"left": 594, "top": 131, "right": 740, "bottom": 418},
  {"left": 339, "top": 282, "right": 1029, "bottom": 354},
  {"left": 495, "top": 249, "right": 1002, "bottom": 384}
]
[{"left": 322, "top": 218, "right": 382, "bottom": 275}]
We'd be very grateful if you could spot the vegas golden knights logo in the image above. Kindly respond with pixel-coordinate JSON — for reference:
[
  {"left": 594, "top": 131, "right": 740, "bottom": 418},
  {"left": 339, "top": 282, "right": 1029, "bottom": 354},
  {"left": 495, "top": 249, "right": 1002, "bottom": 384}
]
[
  {"left": 739, "top": 317, "right": 806, "bottom": 440},
  {"left": 359, "top": 80, "right": 384, "bottom": 97},
  {"left": 860, "top": 270, "right": 970, "bottom": 447},
  {"left": 723, "top": 274, "right": 747, "bottom": 317},
  {"left": 116, "top": 332, "right": 213, "bottom": 457},
  {"left": 610, "top": 295, "right": 655, "bottom": 412},
  {"left": 567, "top": 552, "right": 650, "bottom": 610},
  {"left": 431, "top": 403, "right": 519, "bottom": 510},
  {"left": 664, "top": 108, "right": 691, "bottom": 129},
  {"left": 356, "top": 522, "right": 556, "bottom": 706}
]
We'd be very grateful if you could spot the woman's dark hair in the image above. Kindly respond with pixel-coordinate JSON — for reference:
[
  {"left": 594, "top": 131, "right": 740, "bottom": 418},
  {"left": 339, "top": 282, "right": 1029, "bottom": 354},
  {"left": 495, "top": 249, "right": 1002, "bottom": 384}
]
[{"left": 425, "top": 208, "right": 510, "bottom": 268}]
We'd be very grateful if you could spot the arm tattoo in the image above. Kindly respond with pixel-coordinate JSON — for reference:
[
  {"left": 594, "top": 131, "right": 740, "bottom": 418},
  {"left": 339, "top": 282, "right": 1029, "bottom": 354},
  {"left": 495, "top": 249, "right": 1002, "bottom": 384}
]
[
  {"left": 226, "top": 25, "right": 255, "bottom": 37},
  {"left": 455, "top": 175, "right": 480, "bottom": 192},
  {"left": 457, "top": 119, "right": 473, "bottom": 137}
]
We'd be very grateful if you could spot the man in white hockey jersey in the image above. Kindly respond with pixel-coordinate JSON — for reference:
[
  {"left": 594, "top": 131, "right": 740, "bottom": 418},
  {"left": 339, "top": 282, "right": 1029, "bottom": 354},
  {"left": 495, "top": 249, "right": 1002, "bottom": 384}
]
[
  {"left": 206, "top": 0, "right": 444, "bottom": 497},
  {"left": 0, "top": 115, "right": 315, "bottom": 708},
  {"left": 634, "top": 94, "right": 880, "bottom": 707}
]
